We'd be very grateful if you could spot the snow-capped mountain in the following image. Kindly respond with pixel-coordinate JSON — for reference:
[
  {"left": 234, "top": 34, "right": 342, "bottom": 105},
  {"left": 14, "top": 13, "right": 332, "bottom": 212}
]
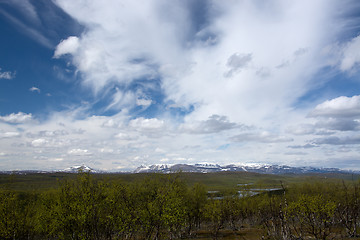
[
  {"left": 134, "top": 163, "right": 348, "bottom": 174},
  {"left": 62, "top": 165, "right": 96, "bottom": 173},
  {"left": 134, "top": 164, "right": 175, "bottom": 173},
  {"left": 2, "top": 163, "right": 356, "bottom": 175}
]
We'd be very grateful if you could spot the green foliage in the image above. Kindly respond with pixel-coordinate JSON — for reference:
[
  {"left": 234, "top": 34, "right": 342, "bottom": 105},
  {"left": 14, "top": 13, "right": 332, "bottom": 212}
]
[
  {"left": 203, "top": 199, "right": 224, "bottom": 239},
  {"left": 0, "top": 172, "right": 359, "bottom": 239},
  {"left": 49, "top": 172, "right": 107, "bottom": 239},
  {"left": 287, "top": 194, "right": 336, "bottom": 239},
  {"left": 135, "top": 174, "right": 189, "bottom": 239},
  {"left": 0, "top": 191, "right": 36, "bottom": 239},
  {"left": 185, "top": 183, "right": 207, "bottom": 234}
]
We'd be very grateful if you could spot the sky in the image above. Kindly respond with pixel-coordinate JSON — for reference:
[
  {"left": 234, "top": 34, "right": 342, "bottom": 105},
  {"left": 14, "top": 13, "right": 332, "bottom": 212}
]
[{"left": 1, "top": 0, "right": 360, "bottom": 171}]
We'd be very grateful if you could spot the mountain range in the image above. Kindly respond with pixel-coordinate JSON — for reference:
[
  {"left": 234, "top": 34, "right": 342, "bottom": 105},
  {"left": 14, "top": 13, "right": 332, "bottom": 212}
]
[
  {"left": 134, "top": 163, "right": 356, "bottom": 174},
  {"left": 1, "top": 163, "right": 358, "bottom": 175}
]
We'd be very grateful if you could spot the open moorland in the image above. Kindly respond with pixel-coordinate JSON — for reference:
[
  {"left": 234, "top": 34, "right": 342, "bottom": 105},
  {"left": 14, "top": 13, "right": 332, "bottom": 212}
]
[{"left": 0, "top": 171, "right": 360, "bottom": 239}]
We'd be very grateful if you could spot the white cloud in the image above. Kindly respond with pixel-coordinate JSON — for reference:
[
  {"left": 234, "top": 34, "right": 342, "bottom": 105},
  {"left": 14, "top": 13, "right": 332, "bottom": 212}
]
[
  {"left": 285, "top": 95, "right": 360, "bottom": 154},
  {"left": 286, "top": 124, "right": 316, "bottom": 135},
  {"left": 224, "top": 53, "right": 252, "bottom": 78},
  {"left": 159, "top": 0, "right": 335, "bottom": 125},
  {"left": 287, "top": 95, "right": 360, "bottom": 144},
  {"left": 309, "top": 95, "right": 360, "bottom": 118},
  {"left": 4, "top": 1, "right": 360, "bottom": 170},
  {"left": 0, "top": 131, "right": 20, "bottom": 138},
  {"left": 68, "top": 148, "right": 91, "bottom": 156},
  {"left": 53, "top": 36, "right": 80, "bottom": 58},
  {"left": 31, "top": 138, "right": 48, "bottom": 147},
  {"left": 29, "top": 86, "right": 41, "bottom": 93},
  {"left": 284, "top": 151, "right": 308, "bottom": 156},
  {"left": 43, "top": 130, "right": 67, "bottom": 137},
  {"left": 49, "top": 158, "right": 64, "bottom": 162},
  {"left": 46, "top": 0, "right": 360, "bottom": 170},
  {"left": 0, "top": 68, "right": 15, "bottom": 80},
  {"left": 105, "top": 88, "right": 137, "bottom": 111},
  {"left": 51, "top": 0, "right": 337, "bottom": 127},
  {"left": 180, "top": 115, "right": 247, "bottom": 134},
  {"left": 340, "top": 35, "right": 360, "bottom": 71},
  {"left": 288, "top": 143, "right": 318, "bottom": 149},
  {"left": 155, "top": 147, "right": 165, "bottom": 153},
  {"left": 129, "top": 117, "right": 165, "bottom": 132},
  {"left": 0, "top": 112, "right": 32, "bottom": 124},
  {"left": 30, "top": 138, "right": 71, "bottom": 148},
  {"left": 99, "top": 148, "right": 114, "bottom": 153},
  {"left": 303, "top": 96, "right": 360, "bottom": 146},
  {"left": 0, "top": 104, "right": 357, "bottom": 171},
  {"left": 136, "top": 98, "right": 152, "bottom": 107},
  {"left": 115, "top": 132, "right": 135, "bottom": 140},
  {"left": 230, "top": 131, "right": 293, "bottom": 143},
  {"left": 315, "top": 118, "right": 360, "bottom": 131},
  {"left": 312, "top": 135, "right": 360, "bottom": 145},
  {"left": 287, "top": 120, "right": 360, "bottom": 136},
  {"left": 102, "top": 119, "right": 120, "bottom": 128}
]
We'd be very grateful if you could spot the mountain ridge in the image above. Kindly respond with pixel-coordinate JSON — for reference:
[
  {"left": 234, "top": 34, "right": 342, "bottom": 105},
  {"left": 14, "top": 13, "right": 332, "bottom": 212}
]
[
  {"left": 134, "top": 163, "right": 357, "bottom": 174},
  {"left": 1, "top": 163, "right": 358, "bottom": 175}
]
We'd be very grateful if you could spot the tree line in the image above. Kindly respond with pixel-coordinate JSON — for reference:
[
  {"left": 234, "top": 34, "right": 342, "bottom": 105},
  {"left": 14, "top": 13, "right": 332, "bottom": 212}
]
[{"left": 0, "top": 172, "right": 359, "bottom": 239}]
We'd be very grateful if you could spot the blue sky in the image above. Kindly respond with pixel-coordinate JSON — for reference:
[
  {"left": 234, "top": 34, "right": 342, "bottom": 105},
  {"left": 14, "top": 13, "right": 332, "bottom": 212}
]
[{"left": 1, "top": 0, "right": 360, "bottom": 171}]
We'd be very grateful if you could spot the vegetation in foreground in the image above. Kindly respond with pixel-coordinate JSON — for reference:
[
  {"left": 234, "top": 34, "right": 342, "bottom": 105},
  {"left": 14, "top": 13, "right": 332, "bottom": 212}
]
[{"left": 0, "top": 171, "right": 359, "bottom": 239}]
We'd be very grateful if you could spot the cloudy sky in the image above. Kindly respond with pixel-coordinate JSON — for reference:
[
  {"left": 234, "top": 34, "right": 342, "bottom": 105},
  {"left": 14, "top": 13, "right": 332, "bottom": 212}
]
[{"left": 1, "top": 0, "right": 360, "bottom": 171}]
